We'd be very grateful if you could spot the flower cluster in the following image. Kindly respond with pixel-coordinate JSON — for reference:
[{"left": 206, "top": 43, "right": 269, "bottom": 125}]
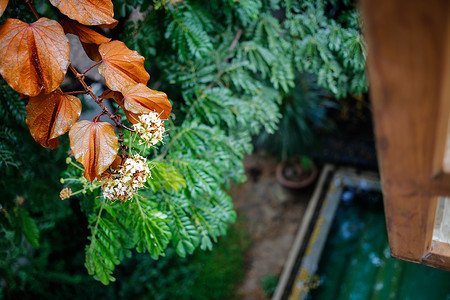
[
  {"left": 102, "top": 154, "right": 151, "bottom": 201},
  {"left": 60, "top": 188, "right": 72, "bottom": 200},
  {"left": 133, "top": 112, "right": 166, "bottom": 146}
]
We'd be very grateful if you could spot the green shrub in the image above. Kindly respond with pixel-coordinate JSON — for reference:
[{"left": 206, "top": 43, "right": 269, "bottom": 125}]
[{"left": 261, "top": 274, "right": 279, "bottom": 297}]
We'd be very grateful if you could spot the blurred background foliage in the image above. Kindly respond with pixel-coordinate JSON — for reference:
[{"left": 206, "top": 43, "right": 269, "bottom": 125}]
[{"left": 0, "top": 0, "right": 366, "bottom": 298}]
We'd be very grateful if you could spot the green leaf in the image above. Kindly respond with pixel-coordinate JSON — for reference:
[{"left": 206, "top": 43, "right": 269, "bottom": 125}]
[
  {"left": 148, "top": 161, "right": 186, "bottom": 192},
  {"left": 18, "top": 208, "right": 39, "bottom": 248},
  {"left": 131, "top": 197, "right": 172, "bottom": 259},
  {"left": 176, "top": 240, "right": 186, "bottom": 257},
  {"left": 200, "top": 235, "right": 213, "bottom": 251}
]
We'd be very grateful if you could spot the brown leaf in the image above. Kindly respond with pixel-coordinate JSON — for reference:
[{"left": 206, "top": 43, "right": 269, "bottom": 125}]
[
  {"left": 69, "top": 121, "right": 119, "bottom": 181},
  {"left": 122, "top": 83, "right": 172, "bottom": 120},
  {"left": 0, "top": 0, "right": 8, "bottom": 18},
  {"left": 81, "top": 43, "right": 103, "bottom": 61},
  {"left": 26, "top": 89, "right": 82, "bottom": 149},
  {"left": 100, "top": 85, "right": 171, "bottom": 124},
  {"left": 98, "top": 41, "right": 150, "bottom": 92},
  {"left": 49, "top": 0, "right": 118, "bottom": 28},
  {"left": 60, "top": 18, "right": 110, "bottom": 44},
  {"left": 60, "top": 18, "right": 110, "bottom": 61},
  {"left": 99, "top": 88, "right": 122, "bottom": 104},
  {"left": 0, "top": 18, "right": 70, "bottom": 96}
]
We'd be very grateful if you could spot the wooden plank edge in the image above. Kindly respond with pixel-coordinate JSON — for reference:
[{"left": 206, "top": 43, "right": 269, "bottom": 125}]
[
  {"left": 390, "top": 241, "right": 450, "bottom": 271},
  {"left": 271, "top": 164, "right": 335, "bottom": 300}
]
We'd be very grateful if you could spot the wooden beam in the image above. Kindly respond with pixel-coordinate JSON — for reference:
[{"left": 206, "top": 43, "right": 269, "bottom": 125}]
[
  {"left": 422, "top": 241, "right": 450, "bottom": 271},
  {"left": 361, "top": 0, "right": 450, "bottom": 261},
  {"left": 432, "top": 4, "right": 450, "bottom": 177}
]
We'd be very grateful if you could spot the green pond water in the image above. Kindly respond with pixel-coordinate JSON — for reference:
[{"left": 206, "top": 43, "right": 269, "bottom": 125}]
[{"left": 310, "top": 189, "right": 450, "bottom": 300}]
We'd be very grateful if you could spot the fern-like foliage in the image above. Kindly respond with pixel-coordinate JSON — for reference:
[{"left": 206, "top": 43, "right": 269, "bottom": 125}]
[
  {"left": 285, "top": 1, "right": 367, "bottom": 97},
  {"left": 165, "top": 7, "right": 214, "bottom": 61},
  {"left": 0, "top": 126, "right": 19, "bottom": 169},
  {"left": 85, "top": 200, "right": 128, "bottom": 284},
  {"left": 0, "top": 80, "right": 26, "bottom": 169}
]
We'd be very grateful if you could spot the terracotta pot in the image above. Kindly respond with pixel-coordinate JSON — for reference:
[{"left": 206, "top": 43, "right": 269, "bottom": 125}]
[{"left": 276, "top": 159, "right": 318, "bottom": 189}]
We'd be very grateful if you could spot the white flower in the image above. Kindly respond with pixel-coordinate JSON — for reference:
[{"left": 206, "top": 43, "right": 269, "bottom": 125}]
[
  {"left": 101, "top": 154, "right": 152, "bottom": 201},
  {"left": 133, "top": 112, "right": 166, "bottom": 146}
]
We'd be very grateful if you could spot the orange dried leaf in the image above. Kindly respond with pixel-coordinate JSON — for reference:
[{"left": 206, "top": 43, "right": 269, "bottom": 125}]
[
  {"left": 81, "top": 43, "right": 103, "bottom": 61},
  {"left": 122, "top": 83, "right": 172, "bottom": 120},
  {"left": 98, "top": 41, "right": 150, "bottom": 92},
  {"left": 100, "top": 86, "right": 171, "bottom": 124},
  {"left": 60, "top": 18, "right": 110, "bottom": 61},
  {"left": 0, "top": 18, "right": 70, "bottom": 96},
  {"left": 49, "top": 0, "right": 118, "bottom": 28},
  {"left": 100, "top": 88, "right": 122, "bottom": 104},
  {"left": 60, "top": 18, "right": 110, "bottom": 44},
  {"left": 0, "top": 0, "right": 8, "bottom": 18},
  {"left": 26, "top": 89, "right": 82, "bottom": 149},
  {"left": 69, "top": 121, "right": 119, "bottom": 181}
]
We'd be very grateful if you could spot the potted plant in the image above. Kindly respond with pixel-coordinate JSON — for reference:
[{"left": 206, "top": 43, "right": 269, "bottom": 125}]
[
  {"left": 275, "top": 156, "right": 319, "bottom": 189},
  {"left": 257, "top": 74, "right": 336, "bottom": 188}
]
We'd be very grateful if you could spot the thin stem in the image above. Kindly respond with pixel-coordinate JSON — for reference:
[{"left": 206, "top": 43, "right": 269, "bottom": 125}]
[
  {"left": 82, "top": 61, "right": 102, "bottom": 75},
  {"left": 64, "top": 90, "right": 88, "bottom": 95},
  {"left": 0, "top": 207, "right": 10, "bottom": 217},
  {"left": 70, "top": 189, "right": 88, "bottom": 196},
  {"left": 117, "top": 126, "right": 128, "bottom": 161},
  {"left": 114, "top": 104, "right": 120, "bottom": 115},
  {"left": 25, "top": 0, "right": 40, "bottom": 20},
  {"left": 207, "top": 28, "right": 243, "bottom": 89},
  {"left": 87, "top": 198, "right": 106, "bottom": 253},
  {"left": 226, "top": 28, "right": 243, "bottom": 55},
  {"left": 92, "top": 110, "right": 106, "bottom": 122},
  {"left": 70, "top": 161, "right": 85, "bottom": 171},
  {"left": 63, "top": 177, "right": 81, "bottom": 182}
]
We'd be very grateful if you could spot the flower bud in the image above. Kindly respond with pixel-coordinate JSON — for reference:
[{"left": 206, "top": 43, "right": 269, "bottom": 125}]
[{"left": 59, "top": 188, "right": 72, "bottom": 200}]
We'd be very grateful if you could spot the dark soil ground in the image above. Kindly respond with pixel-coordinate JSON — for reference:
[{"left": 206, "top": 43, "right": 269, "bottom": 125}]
[{"left": 230, "top": 152, "right": 314, "bottom": 300}]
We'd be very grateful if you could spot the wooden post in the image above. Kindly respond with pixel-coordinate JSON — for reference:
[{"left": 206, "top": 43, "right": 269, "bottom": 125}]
[{"left": 361, "top": 0, "right": 450, "bottom": 265}]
